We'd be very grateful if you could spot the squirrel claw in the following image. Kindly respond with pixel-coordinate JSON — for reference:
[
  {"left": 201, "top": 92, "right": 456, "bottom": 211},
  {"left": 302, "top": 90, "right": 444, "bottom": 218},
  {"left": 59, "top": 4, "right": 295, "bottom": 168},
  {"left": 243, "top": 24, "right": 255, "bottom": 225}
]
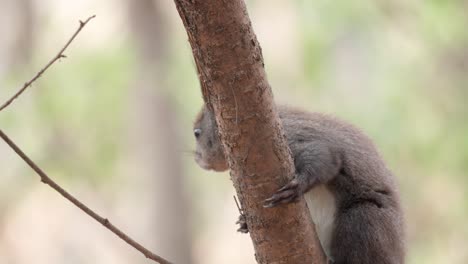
[{"left": 263, "top": 179, "right": 301, "bottom": 207}]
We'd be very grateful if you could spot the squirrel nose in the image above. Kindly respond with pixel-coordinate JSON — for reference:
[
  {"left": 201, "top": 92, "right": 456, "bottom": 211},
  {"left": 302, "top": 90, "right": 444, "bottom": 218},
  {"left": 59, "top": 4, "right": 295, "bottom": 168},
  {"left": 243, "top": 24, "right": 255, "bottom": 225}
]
[{"left": 194, "top": 128, "right": 201, "bottom": 138}]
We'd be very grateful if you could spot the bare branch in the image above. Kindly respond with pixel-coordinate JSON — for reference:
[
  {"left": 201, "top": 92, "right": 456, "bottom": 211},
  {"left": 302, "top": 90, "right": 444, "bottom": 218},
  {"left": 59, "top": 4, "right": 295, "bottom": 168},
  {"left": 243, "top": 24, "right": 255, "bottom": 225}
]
[
  {"left": 0, "top": 15, "right": 96, "bottom": 112},
  {"left": 0, "top": 130, "right": 173, "bottom": 264}
]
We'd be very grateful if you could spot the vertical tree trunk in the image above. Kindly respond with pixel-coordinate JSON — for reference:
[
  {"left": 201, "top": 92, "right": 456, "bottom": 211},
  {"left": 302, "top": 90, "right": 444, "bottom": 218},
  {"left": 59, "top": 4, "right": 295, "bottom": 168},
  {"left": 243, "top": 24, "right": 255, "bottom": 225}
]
[
  {"left": 0, "top": 0, "right": 35, "bottom": 77},
  {"left": 12, "top": 0, "right": 35, "bottom": 67},
  {"left": 173, "top": 1, "right": 325, "bottom": 263},
  {"left": 128, "top": 1, "right": 192, "bottom": 263}
]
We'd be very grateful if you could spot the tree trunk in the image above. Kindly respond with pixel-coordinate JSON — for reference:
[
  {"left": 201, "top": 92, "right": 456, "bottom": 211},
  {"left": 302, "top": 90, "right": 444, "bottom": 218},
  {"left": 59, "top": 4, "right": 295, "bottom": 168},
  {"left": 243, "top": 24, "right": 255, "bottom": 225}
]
[
  {"left": 128, "top": 0, "right": 192, "bottom": 263},
  {"left": 173, "top": 1, "right": 326, "bottom": 263}
]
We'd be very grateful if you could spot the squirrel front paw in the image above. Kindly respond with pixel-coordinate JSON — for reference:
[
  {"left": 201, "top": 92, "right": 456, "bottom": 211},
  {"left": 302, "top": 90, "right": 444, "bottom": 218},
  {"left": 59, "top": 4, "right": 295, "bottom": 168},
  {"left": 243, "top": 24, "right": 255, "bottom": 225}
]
[{"left": 263, "top": 179, "right": 302, "bottom": 208}]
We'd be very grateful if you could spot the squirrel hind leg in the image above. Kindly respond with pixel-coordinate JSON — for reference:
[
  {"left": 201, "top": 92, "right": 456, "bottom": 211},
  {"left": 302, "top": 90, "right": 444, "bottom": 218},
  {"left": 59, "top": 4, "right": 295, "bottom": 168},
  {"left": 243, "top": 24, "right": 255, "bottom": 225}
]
[{"left": 236, "top": 214, "right": 249, "bottom": 233}]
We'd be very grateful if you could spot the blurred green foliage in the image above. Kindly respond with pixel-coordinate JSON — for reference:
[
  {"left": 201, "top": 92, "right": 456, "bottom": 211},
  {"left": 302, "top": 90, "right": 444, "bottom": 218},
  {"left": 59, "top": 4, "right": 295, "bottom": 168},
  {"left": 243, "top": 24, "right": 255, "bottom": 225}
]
[{"left": 0, "top": 0, "right": 467, "bottom": 263}]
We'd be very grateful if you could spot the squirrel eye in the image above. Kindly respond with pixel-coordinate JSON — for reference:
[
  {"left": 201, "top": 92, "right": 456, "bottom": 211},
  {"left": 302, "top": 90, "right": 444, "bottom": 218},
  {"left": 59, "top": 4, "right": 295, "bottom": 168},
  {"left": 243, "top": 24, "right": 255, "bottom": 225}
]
[{"left": 194, "top": 128, "right": 201, "bottom": 139}]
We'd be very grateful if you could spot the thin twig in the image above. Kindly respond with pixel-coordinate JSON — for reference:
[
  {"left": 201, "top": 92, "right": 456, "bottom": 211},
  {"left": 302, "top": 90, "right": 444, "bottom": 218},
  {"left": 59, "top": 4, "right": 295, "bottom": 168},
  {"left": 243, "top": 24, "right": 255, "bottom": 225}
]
[
  {"left": 0, "top": 129, "right": 173, "bottom": 264},
  {"left": 0, "top": 15, "right": 96, "bottom": 112},
  {"left": 233, "top": 195, "right": 243, "bottom": 214}
]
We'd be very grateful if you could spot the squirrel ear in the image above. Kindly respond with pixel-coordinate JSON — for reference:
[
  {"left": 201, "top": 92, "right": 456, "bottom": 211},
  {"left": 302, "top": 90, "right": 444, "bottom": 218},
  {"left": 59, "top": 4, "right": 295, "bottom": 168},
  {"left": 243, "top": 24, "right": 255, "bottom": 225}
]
[{"left": 194, "top": 128, "right": 202, "bottom": 138}]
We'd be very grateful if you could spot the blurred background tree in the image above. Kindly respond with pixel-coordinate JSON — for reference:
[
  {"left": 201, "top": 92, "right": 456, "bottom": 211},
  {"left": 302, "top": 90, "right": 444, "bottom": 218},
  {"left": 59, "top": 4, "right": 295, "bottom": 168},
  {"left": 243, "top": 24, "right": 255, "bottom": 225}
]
[{"left": 0, "top": 0, "right": 466, "bottom": 263}]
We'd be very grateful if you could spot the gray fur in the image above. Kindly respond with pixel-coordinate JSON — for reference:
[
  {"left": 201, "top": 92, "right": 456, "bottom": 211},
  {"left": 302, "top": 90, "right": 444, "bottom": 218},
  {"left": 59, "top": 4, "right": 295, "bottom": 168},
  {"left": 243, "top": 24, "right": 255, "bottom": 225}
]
[{"left": 194, "top": 105, "right": 405, "bottom": 264}]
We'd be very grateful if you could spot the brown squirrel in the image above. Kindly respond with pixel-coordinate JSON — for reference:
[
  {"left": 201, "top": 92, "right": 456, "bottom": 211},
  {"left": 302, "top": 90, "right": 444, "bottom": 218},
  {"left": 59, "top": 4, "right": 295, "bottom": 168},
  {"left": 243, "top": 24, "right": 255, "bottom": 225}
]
[{"left": 193, "top": 104, "right": 405, "bottom": 264}]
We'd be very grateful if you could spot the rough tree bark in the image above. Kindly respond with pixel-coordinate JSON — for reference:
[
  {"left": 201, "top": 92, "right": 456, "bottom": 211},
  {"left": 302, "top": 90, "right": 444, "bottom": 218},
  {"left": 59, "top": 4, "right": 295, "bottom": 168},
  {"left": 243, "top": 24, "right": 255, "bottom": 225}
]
[{"left": 174, "top": 1, "right": 326, "bottom": 263}]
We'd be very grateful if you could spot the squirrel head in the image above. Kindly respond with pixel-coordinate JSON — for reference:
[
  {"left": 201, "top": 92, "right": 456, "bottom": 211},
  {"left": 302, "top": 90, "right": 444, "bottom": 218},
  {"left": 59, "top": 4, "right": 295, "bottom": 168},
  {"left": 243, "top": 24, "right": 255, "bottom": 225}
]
[{"left": 193, "top": 105, "right": 229, "bottom": 172}]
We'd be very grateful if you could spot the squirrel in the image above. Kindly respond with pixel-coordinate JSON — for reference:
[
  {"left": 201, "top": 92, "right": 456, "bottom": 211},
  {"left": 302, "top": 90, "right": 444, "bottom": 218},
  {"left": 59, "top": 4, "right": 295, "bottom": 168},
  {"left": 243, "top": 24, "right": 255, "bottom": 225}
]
[{"left": 193, "top": 104, "right": 405, "bottom": 264}]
